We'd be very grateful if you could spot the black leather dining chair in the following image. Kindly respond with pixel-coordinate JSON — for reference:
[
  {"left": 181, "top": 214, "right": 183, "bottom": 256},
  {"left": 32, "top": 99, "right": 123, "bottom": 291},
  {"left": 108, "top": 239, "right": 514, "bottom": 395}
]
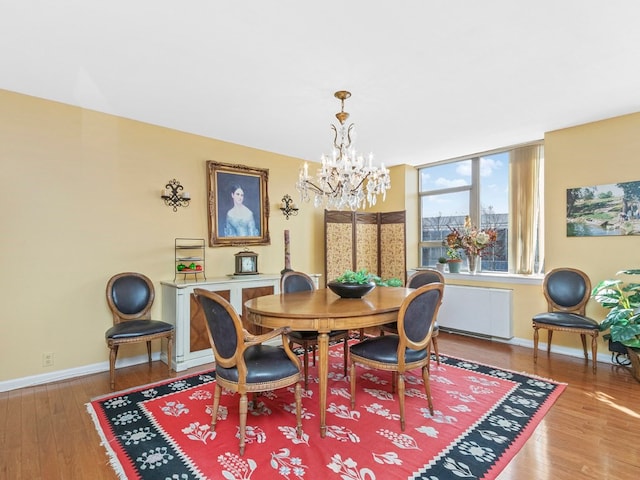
[
  {"left": 194, "top": 288, "right": 303, "bottom": 455},
  {"left": 532, "top": 267, "right": 600, "bottom": 372},
  {"left": 380, "top": 269, "right": 444, "bottom": 364},
  {"left": 349, "top": 283, "right": 444, "bottom": 431},
  {"left": 105, "top": 272, "right": 174, "bottom": 390}
]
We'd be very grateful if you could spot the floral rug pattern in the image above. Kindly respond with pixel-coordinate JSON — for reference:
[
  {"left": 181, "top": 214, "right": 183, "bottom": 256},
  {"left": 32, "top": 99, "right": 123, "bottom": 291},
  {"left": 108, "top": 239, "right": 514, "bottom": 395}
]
[{"left": 87, "top": 346, "right": 565, "bottom": 479}]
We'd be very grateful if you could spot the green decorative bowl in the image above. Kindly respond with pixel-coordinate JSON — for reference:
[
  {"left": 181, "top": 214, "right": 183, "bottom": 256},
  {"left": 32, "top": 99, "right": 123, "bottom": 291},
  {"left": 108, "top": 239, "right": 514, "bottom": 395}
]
[{"left": 327, "top": 281, "right": 376, "bottom": 299}]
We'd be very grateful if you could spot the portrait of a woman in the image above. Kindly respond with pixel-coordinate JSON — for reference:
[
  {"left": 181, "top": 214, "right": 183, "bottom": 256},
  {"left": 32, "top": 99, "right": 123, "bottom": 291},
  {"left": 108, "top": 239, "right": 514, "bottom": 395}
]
[
  {"left": 224, "top": 184, "right": 260, "bottom": 237},
  {"left": 207, "top": 161, "right": 269, "bottom": 246}
]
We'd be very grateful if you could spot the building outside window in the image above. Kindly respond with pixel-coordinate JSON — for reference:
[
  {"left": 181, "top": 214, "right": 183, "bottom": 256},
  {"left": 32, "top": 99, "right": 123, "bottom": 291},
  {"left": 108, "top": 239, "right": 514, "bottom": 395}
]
[{"left": 418, "top": 143, "right": 543, "bottom": 274}]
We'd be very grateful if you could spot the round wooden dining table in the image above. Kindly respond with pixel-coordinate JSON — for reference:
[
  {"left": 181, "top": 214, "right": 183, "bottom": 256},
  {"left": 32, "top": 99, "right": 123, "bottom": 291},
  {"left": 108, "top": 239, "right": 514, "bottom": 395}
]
[{"left": 244, "top": 286, "right": 413, "bottom": 437}]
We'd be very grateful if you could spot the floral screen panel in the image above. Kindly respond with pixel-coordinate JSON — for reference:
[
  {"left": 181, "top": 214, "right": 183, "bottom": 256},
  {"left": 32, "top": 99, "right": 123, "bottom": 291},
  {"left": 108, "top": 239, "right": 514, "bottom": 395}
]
[
  {"left": 356, "top": 220, "right": 379, "bottom": 275},
  {"left": 380, "top": 221, "right": 406, "bottom": 283},
  {"left": 325, "top": 222, "right": 353, "bottom": 284}
]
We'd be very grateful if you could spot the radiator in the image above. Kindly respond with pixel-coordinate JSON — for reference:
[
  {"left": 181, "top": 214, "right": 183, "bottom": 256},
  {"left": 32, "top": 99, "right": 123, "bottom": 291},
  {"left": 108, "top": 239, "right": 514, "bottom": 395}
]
[{"left": 437, "top": 285, "right": 513, "bottom": 339}]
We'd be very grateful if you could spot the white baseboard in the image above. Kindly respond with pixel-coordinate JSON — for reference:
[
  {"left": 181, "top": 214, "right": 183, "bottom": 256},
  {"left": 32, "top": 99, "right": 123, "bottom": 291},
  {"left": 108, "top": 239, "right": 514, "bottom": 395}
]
[
  {"left": 506, "top": 336, "right": 612, "bottom": 365},
  {"left": 0, "top": 352, "right": 165, "bottom": 393}
]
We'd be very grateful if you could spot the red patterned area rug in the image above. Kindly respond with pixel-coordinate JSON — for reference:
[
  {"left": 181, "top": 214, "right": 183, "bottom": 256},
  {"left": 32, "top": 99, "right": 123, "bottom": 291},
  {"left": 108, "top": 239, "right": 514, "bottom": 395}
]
[{"left": 87, "top": 343, "right": 565, "bottom": 479}]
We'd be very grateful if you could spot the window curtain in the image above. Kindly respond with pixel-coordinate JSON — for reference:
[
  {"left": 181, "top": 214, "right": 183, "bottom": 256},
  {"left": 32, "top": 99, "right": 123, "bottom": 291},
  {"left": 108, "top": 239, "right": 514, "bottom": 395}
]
[{"left": 508, "top": 144, "right": 544, "bottom": 274}]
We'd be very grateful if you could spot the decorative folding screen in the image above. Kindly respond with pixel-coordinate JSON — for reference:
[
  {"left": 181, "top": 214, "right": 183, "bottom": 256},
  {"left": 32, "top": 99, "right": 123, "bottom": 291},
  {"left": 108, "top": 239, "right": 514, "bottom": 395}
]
[{"left": 324, "top": 210, "right": 406, "bottom": 286}]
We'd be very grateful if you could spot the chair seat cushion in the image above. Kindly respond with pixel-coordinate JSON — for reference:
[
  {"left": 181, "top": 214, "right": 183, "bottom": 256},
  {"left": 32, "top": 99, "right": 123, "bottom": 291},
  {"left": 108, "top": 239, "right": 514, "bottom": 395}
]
[
  {"left": 532, "top": 312, "right": 599, "bottom": 330},
  {"left": 350, "top": 335, "right": 428, "bottom": 364},
  {"left": 216, "top": 345, "right": 300, "bottom": 384},
  {"left": 106, "top": 319, "right": 174, "bottom": 340},
  {"left": 288, "top": 330, "right": 348, "bottom": 341}
]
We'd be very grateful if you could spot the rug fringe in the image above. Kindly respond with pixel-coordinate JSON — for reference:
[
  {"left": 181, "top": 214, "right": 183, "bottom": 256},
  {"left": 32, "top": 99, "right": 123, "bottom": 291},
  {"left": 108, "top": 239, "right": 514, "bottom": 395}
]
[{"left": 85, "top": 402, "right": 128, "bottom": 480}]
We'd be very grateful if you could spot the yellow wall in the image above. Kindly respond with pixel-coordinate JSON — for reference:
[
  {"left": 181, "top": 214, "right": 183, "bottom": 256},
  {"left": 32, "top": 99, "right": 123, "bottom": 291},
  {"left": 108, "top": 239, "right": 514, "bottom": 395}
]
[
  {"left": 0, "top": 89, "right": 330, "bottom": 381},
  {"left": 2, "top": 87, "right": 639, "bottom": 383},
  {"left": 544, "top": 112, "right": 640, "bottom": 323}
]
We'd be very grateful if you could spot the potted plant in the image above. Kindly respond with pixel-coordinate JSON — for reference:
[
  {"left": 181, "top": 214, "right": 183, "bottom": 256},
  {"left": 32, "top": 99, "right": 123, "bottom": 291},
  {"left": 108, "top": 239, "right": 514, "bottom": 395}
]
[
  {"left": 445, "top": 248, "right": 462, "bottom": 273},
  {"left": 592, "top": 268, "right": 640, "bottom": 381},
  {"left": 328, "top": 268, "right": 377, "bottom": 298},
  {"left": 328, "top": 269, "right": 403, "bottom": 297},
  {"left": 436, "top": 256, "right": 448, "bottom": 273}
]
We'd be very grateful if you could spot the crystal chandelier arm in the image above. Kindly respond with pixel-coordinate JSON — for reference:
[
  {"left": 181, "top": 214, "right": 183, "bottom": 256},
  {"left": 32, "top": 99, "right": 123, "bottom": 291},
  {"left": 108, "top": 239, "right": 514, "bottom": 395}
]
[
  {"left": 347, "top": 171, "right": 370, "bottom": 194},
  {"left": 295, "top": 90, "right": 391, "bottom": 210}
]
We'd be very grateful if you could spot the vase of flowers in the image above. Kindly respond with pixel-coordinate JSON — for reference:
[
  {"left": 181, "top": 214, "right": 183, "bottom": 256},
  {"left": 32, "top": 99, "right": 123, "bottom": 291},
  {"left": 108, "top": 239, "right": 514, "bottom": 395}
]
[
  {"left": 445, "top": 216, "right": 497, "bottom": 274},
  {"left": 467, "top": 253, "right": 480, "bottom": 274}
]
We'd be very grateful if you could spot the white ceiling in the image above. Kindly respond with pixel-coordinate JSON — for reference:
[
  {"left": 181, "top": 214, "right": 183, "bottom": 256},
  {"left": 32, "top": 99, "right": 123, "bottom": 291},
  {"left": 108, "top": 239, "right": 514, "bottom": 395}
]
[{"left": 2, "top": 1, "right": 640, "bottom": 167}]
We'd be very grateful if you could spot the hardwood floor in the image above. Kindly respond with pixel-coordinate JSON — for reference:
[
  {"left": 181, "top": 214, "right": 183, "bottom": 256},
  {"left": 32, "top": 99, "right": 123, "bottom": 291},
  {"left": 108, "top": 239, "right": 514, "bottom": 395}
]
[{"left": 1, "top": 332, "right": 639, "bottom": 479}]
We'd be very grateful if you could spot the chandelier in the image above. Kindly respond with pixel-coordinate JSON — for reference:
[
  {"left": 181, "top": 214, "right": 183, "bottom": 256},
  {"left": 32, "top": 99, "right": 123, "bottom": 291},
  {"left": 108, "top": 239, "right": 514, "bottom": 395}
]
[{"left": 296, "top": 90, "right": 391, "bottom": 211}]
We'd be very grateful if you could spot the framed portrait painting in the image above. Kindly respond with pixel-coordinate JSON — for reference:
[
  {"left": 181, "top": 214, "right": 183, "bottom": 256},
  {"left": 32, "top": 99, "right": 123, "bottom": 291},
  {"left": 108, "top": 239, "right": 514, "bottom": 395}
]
[{"left": 207, "top": 161, "right": 270, "bottom": 247}]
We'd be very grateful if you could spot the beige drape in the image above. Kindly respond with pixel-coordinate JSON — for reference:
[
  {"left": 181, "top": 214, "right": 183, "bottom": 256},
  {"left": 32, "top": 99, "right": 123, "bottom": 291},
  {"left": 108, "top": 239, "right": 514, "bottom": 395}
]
[{"left": 508, "top": 144, "right": 544, "bottom": 274}]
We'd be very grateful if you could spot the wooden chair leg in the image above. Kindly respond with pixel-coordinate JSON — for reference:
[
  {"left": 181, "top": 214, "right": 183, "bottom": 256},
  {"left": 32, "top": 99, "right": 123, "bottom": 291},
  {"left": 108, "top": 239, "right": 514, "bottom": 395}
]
[
  {"left": 302, "top": 346, "right": 310, "bottom": 390},
  {"left": 109, "top": 345, "right": 118, "bottom": 390},
  {"left": 166, "top": 334, "right": 173, "bottom": 376},
  {"left": 580, "top": 333, "right": 588, "bottom": 360},
  {"left": 533, "top": 325, "right": 539, "bottom": 364},
  {"left": 431, "top": 336, "right": 440, "bottom": 365},
  {"left": 422, "top": 365, "right": 434, "bottom": 416},
  {"left": 547, "top": 330, "right": 553, "bottom": 353},
  {"left": 591, "top": 333, "right": 598, "bottom": 373},
  {"left": 239, "top": 393, "right": 248, "bottom": 456},
  {"left": 398, "top": 372, "right": 406, "bottom": 431},
  {"left": 146, "top": 341, "right": 152, "bottom": 365},
  {"left": 342, "top": 338, "right": 348, "bottom": 376},
  {"left": 350, "top": 362, "right": 357, "bottom": 409},
  {"left": 211, "top": 383, "right": 222, "bottom": 430},
  {"left": 294, "top": 383, "right": 302, "bottom": 437}
]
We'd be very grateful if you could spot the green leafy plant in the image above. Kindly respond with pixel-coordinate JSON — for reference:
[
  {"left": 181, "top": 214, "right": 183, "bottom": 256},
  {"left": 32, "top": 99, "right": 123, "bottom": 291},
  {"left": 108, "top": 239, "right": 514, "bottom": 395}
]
[
  {"left": 438, "top": 256, "right": 448, "bottom": 264},
  {"left": 592, "top": 269, "right": 640, "bottom": 348},
  {"left": 445, "top": 247, "right": 462, "bottom": 261},
  {"left": 334, "top": 269, "right": 402, "bottom": 287},
  {"left": 375, "top": 277, "right": 403, "bottom": 287},
  {"left": 334, "top": 269, "right": 375, "bottom": 284}
]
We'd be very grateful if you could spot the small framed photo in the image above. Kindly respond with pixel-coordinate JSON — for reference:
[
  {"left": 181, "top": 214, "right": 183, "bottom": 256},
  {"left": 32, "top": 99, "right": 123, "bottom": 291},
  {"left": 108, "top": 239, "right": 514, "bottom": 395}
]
[{"left": 207, "top": 161, "right": 270, "bottom": 247}]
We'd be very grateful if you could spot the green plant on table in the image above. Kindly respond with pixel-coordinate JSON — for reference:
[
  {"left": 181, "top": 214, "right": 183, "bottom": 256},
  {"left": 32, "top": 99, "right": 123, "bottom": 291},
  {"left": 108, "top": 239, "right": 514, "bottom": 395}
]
[
  {"left": 592, "top": 269, "right": 640, "bottom": 348},
  {"left": 438, "top": 256, "right": 448, "bottom": 264},
  {"left": 375, "top": 277, "right": 403, "bottom": 287},
  {"left": 334, "top": 269, "right": 376, "bottom": 284},
  {"left": 334, "top": 269, "right": 402, "bottom": 287}
]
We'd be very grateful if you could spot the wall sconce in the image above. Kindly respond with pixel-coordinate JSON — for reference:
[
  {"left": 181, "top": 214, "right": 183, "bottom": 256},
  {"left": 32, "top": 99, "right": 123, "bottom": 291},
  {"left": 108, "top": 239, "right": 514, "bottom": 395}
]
[
  {"left": 280, "top": 194, "right": 299, "bottom": 220},
  {"left": 161, "top": 179, "right": 190, "bottom": 212}
]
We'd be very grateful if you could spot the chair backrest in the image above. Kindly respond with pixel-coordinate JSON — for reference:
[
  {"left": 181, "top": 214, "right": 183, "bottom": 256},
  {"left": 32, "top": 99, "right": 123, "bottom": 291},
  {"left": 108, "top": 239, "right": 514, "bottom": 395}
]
[
  {"left": 193, "top": 288, "right": 244, "bottom": 369},
  {"left": 106, "top": 272, "right": 154, "bottom": 324},
  {"left": 281, "top": 271, "right": 316, "bottom": 293},
  {"left": 397, "top": 283, "right": 444, "bottom": 352},
  {"left": 543, "top": 267, "right": 591, "bottom": 315},
  {"left": 407, "top": 269, "right": 445, "bottom": 288}
]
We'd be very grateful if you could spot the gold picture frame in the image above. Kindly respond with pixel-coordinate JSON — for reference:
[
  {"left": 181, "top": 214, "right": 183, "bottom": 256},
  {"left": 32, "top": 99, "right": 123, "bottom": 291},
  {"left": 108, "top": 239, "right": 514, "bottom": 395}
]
[{"left": 207, "top": 161, "right": 270, "bottom": 247}]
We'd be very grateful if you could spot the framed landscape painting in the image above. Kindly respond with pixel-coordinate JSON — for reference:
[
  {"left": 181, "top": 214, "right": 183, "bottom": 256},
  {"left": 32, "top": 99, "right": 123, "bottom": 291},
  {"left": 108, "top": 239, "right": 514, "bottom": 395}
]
[
  {"left": 566, "top": 180, "right": 640, "bottom": 236},
  {"left": 207, "top": 161, "right": 270, "bottom": 247}
]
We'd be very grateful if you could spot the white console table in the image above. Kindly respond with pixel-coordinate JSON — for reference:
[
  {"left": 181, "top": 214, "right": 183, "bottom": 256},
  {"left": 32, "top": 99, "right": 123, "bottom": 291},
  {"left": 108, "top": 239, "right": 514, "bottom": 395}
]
[{"left": 161, "top": 274, "right": 281, "bottom": 371}]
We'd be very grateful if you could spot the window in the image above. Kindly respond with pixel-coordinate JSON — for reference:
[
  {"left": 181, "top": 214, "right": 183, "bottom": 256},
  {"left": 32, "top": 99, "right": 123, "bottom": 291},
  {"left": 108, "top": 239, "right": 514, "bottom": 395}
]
[{"left": 418, "top": 143, "right": 543, "bottom": 274}]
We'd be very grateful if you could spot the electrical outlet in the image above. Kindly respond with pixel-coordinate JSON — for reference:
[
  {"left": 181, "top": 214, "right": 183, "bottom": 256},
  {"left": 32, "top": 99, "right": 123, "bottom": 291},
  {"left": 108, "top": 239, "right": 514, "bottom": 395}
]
[{"left": 42, "top": 352, "right": 54, "bottom": 367}]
